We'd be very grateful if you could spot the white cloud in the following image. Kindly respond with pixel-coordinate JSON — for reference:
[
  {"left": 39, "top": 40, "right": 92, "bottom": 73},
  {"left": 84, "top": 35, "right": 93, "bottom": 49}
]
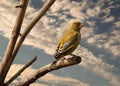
[
  {"left": 114, "top": 21, "right": 120, "bottom": 28},
  {"left": 103, "top": 30, "right": 120, "bottom": 57},
  {"left": 103, "top": 16, "right": 115, "bottom": 23},
  {"left": 86, "top": 6, "right": 101, "bottom": 17},
  {"left": 0, "top": 0, "right": 21, "bottom": 38},
  {"left": 86, "top": 30, "right": 120, "bottom": 57},
  {"left": 48, "top": 0, "right": 88, "bottom": 22},
  {"left": 75, "top": 47, "right": 120, "bottom": 86},
  {"left": 40, "top": 73, "right": 89, "bottom": 86},
  {"left": 0, "top": 0, "right": 120, "bottom": 86},
  {"left": 87, "top": 34, "right": 107, "bottom": 48},
  {"left": 87, "top": 37, "right": 96, "bottom": 44},
  {"left": 93, "top": 67, "right": 120, "bottom": 86},
  {"left": 94, "top": 0, "right": 117, "bottom": 20}
]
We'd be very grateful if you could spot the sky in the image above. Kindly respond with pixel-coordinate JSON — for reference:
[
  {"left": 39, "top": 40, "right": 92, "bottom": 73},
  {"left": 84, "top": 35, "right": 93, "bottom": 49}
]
[{"left": 0, "top": 0, "right": 120, "bottom": 86}]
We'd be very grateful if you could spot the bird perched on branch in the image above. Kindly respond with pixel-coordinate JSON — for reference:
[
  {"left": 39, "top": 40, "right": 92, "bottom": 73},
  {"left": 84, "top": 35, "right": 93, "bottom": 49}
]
[{"left": 51, "top": 21, "right": 84, "bottom": 69}]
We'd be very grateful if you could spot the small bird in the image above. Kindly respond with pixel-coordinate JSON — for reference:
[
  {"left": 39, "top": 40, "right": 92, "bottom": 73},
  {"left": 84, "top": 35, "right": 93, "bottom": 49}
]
[{"left": 51, "top": 21, "right": 84, "bottom": 69}]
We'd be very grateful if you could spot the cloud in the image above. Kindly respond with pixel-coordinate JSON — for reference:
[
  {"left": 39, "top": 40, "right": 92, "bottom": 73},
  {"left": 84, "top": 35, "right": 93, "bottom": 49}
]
[
  {"left": 6, "top": 64, "right": 90, "bottom": 86},
  {"left": 0, "top": 0, "right": 120, "bottom": 86},
  {"left": 103, "top": 16, "right": 115, "bottom": 23},
  {"left": 93, "top": 66, "right": 120, "bottom": 86},
  {"left": 40, "top": 73, "right": 89, "bottom": 86},
  {"left": 0, "top": 0, "right": 93, "bottom": 55},
  {"left": 114, "top": 21, "right": 120, "bottom": 28},
  {"left": 86, "top": 6, "right": 101, "bottom": 17},
  {"left": 103, "top": 30, "right": 120, "bottom": 57},
  {"left": 75, "top": 47, "right": 120, "bottom": 86},
  {"left": 0, "top": 0, "right": 18, "bottom": 37},
  {"left": 86, "top": 30, "right": 120, "bottom": 57}
]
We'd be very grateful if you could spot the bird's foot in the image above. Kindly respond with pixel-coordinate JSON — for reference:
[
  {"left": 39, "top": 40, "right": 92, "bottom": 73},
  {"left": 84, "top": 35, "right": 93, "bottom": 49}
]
[
  {"left": 49, "top": 61, "right": 56, "bottom": 70},
  {"left": 60, "top": 56, "right": 66, "bottom": 66}
]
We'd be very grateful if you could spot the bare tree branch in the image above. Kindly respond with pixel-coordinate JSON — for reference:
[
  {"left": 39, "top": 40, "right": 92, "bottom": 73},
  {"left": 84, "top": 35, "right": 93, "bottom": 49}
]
[
  {"left": 15, "top": 56, "right": 82, "bottom": 86},
  {"left": 0, "top": 0, "right": 56, "bottom": 85},
  {"left": 11, "top": 0, "right": 56, "bottom": 62},
  {"left": 4, "top": 0, "right": 56, "bottom": 84},
  {"left": 5, "top": 56, "right": 37, "bottom": 85},
  {"left": 0, "top": 0, "right": 28, "bottom": 84}
]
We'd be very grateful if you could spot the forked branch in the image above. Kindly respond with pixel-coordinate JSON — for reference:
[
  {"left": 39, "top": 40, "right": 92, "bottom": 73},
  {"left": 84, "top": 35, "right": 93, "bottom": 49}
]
[
  {"left": 15, "top": 56, "right": 81, "bottom": 86},
  {"left": 5, "top": 56, "right": 37, "bottom": 85}
]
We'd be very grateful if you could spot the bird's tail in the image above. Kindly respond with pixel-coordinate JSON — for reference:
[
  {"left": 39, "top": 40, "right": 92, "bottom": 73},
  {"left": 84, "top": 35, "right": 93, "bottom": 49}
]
[{"left": 50, "top": 53, "right": 63, "bottom": 70}]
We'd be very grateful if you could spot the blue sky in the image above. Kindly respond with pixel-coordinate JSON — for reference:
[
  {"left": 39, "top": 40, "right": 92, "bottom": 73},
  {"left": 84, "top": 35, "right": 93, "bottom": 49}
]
[{"left": 0, "top": 0, "right": 120, "bottom": 86}]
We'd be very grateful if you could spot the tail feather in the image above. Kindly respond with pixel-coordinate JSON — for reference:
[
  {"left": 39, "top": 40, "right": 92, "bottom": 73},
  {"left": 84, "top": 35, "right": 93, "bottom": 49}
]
[
  {"left": 54, "top": 52, "right": 63, "bottom": 59},
  {"left": 50, "top": 52, "right": 63, "bottom": 70}
]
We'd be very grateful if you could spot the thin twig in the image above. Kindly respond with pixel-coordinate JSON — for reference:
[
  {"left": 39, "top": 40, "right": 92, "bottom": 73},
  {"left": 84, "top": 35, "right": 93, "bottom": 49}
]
[{"left": 5, "top": 56, "right": 37, "bottom": 85}]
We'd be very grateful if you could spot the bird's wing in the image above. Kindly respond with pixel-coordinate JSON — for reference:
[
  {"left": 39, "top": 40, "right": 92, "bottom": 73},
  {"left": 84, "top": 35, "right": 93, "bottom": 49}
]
[{"left": 54, "top": 30, "right": 80, "bottom": 58}]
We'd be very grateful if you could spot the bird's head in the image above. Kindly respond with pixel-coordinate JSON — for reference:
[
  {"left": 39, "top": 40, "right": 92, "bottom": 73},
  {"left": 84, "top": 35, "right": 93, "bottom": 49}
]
[{"left": 71, "top": 21, "right": 85, "bottom": 32}]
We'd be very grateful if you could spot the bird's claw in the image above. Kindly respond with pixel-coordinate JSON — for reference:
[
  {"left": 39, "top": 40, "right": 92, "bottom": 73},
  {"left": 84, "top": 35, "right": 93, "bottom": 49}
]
[
  {"left": 48, "top": 61, "right": 56, "bottom": 70},
  {"left": 60, "top": 57, "right": 65, "bottom": 66}
]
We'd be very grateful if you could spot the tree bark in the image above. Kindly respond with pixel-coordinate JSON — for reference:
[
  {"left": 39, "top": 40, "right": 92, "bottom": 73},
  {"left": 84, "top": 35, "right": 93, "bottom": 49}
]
[
  {"left": 0, "top": 0, "right": 28, "bottom": 85},
  {"left": 15, "top": 56, "right": 81, "bottom": 86},
  {"left": 0, "top": 0, "right": 56, "bottom": 85},
  {"left": 11, "top": 0, "right": 56, "bottom": 63},
  {"left": 5, "top": 56, "right": 37, "bottom": 85}
]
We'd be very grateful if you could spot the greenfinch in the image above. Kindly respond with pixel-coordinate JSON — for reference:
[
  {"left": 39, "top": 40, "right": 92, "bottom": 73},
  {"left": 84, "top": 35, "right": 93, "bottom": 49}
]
[{"left": 51, "top": 21, "right": 84, "bottom": 69}]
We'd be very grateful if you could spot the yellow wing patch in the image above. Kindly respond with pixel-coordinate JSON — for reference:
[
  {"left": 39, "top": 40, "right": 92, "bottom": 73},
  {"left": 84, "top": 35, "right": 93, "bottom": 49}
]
[{"left": 57, "top": 30, "right": 77, "bottom": 53}]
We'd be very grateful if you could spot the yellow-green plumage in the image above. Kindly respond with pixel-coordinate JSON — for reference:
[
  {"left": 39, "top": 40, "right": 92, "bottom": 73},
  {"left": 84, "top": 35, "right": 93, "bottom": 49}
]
[
  {"left": 54, "top": 21, "right": 84, "bottom": 58},
  {"left": 57, "top": 27, "right": 80, "bottom": 55},
  {"left": 51, "top": 21, "right": 84, "bottom": 69}
]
